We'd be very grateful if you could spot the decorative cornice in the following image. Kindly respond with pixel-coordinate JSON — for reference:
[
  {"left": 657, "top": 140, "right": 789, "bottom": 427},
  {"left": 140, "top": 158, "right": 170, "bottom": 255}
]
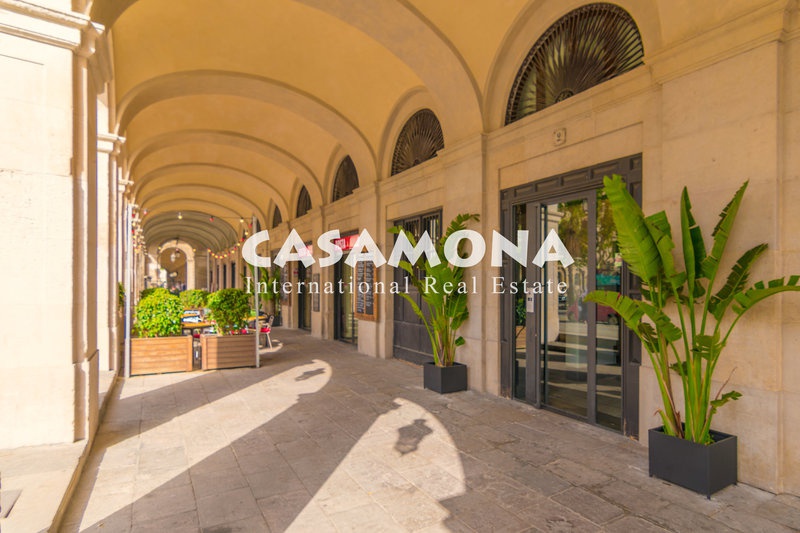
[
  {"left": 0, "top": 0, "right": 104, "bottom": 53},
  {"left": 0, "top": 0, "right": 90, "bottom": 29},
  {"left": 97, "top": 133, "right": 126, "bottom": 155}
]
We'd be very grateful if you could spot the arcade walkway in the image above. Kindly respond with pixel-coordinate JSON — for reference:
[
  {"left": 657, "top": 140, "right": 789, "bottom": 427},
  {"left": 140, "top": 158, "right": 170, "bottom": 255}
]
[{"left": 61, "top": 330, "right": 799, "bottom": 532}]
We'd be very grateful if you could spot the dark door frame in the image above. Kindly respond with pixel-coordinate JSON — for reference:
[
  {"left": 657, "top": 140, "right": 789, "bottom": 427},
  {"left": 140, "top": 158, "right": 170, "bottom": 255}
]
[{"left": 499, "top": 154, "right": 642, "bottom": 438}]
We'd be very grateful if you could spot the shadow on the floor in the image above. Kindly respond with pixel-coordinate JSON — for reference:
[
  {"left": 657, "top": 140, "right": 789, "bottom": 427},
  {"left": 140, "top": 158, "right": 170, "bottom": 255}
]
[{"left": 64, "top": 328, "right": 748, "bottom": 532}]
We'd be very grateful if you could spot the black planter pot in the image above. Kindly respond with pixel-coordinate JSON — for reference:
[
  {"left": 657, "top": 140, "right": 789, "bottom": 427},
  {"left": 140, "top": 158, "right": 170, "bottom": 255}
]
[
  {"left": 648, "top": 426, "right": 737, "bottom": 498},
  {"left": 423, "top": 362, "right": 467, "bottom": 394}
]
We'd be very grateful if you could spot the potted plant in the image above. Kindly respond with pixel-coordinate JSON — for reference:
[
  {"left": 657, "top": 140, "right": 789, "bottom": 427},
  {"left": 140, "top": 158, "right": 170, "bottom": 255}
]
[
  {"left": 390, "top": 213, "right": 479, "bottom": 393},
  {"left": 131, "top": 288, "right": 192, "bottom": 375},
  {"left": 202, "top": 288, "right": 256, "bottom": 370},
  {"left": 180, "top": 289, "right": 208, "bottom": 312},
  {"left": 242, "top": 264, "right": 281, "bottom": 320},
  {"left": 586, "top": 175, "right": 800, "bottom": 497}
]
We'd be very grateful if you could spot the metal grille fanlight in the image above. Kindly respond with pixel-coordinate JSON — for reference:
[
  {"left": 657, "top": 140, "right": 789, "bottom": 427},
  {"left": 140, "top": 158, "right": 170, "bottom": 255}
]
[
  {"left": 296, "top": 186, "right": 311, "bottom": 218},
  {"left": 505, "top": 3, "right": 644, "bottom": 124},
  {"left": 272, "top": 207, "right": 282, "bottom": 228},
  {"left": 391, "top": 109, "right": 445, "bottom": 176},
  {"left": 332, "top": 156, "right": 359, "bottom": 201}
]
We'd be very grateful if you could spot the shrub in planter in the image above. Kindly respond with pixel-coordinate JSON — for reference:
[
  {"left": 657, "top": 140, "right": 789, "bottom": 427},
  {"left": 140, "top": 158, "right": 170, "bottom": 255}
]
[
  {"left": 134, "top": 288, "right": 183, "bottom": 338},
  {"left": 131, "top": 288, "right": 191, "bottom": 375},
  {"left": 180, "top": 289, "right": 208, "bottom": 310},
  {"left": 207, "top": 288, "right": 251, "bottom": 335}
]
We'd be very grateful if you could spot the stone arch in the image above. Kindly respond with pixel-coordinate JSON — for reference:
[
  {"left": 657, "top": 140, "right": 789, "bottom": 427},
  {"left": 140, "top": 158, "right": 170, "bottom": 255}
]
[
  {"left": 115, "top": 70, "right": 378, "bottom": 191},
  {"left": 294, "top": 0, "right": 483, "bottom": 141},
  {"left": 127, "top": 129, "right": 321, "bottom": 206}
]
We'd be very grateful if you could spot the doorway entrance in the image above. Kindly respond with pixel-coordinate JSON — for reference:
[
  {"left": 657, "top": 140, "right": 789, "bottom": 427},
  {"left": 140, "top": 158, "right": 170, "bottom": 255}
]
[
  {"left": 500, "top": 156, "right": 642, "bottom": 437},
  {"left": 334, "top": 233, "right": 359, "bottom": 344},
  {"left": 392, "top": 210, "right": 442, "bottom": 364}
]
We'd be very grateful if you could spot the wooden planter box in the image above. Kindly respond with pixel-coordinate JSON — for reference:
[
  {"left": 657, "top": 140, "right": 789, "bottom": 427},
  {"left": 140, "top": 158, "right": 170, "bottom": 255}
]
[
  {"left": 131, "top": 336, "right": 192, "bottom": 376},
  {"left": 202, "top": 334, "right": 257, "bottom": 370}
]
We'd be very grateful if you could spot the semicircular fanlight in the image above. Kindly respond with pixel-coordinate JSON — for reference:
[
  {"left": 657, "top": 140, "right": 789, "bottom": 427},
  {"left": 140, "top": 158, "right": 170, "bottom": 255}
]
[
  {"left": 272, "top": 207, "right": 282, "bottom": 228},
  {"left": 296, "top": 186, "right": 311, "bottom": 218},
  {"left": 506, "top": 3, "right": 644, "bottom": 124},
  {"left": 332, "top": 156, "right": 359, "bottom": 201},
  {"left": 391, "top": 109, "right": 445, "bottom": 176}
]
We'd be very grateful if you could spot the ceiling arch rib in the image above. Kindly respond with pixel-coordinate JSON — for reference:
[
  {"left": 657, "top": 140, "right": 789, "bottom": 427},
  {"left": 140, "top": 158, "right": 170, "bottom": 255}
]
[
  {"left": 116, "top": 71, "right": 378, "bottom": 191},
  {"left": 295, "top": 0, "right": 483, "bottom": 141},
  {"left": 146, "top": 200, "right": 242, "bottom": 221},
  {"left": 132, "top": 163, "right": 287, "bottom": 223},
  {"left": 138, "top": 186, "right": 267, "bottom": 227},
  {"left": 128, "top": 130, "right": 321, "bottom": 205},
  {"left": 143, "top": 212, "right": 237, "bottom": 251}
]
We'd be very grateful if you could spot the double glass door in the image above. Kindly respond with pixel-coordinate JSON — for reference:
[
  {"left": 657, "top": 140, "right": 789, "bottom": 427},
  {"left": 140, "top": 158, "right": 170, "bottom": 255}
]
[{"left": 505, "top": 158, "right": 641, "bottom": 436}]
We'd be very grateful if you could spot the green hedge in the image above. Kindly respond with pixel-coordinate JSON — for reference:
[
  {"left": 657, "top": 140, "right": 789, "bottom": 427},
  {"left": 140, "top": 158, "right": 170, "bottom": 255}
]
[
  {"left": 207, "top": 288, "right": 251, "bottom": 335},
  {"left": 134, "top": 288, "right": 183, "bottom": 337},
  {"left": 180, "top": 289, "right": 208, "bottom": 310}
]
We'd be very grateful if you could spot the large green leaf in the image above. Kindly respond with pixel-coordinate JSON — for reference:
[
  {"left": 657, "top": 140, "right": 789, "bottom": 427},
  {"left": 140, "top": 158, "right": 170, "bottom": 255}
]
[
  {"left": 708, "top": 244, "right": 768, "bottom": 321},
  {"left": 603, "top": 175, "right": 662, "bottom": 283},
  {"left": 732, "top": 275, "right": 800, "bottom": 316},
  {"left": 701, "top": 181, "right": 748, "bottom": 279},
  {"left": 680, "top": 187, "right": 707, "bottom": 297}
]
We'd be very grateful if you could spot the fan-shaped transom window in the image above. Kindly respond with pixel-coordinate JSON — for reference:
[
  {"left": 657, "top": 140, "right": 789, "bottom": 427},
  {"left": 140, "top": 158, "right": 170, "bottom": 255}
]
[
  {"left": 296, "top": 187, "right": 311, "bottom": 218},
  {"left": 272, "top": 207, "right": 282, "bottom": 228},
  {"left": 505, "top": 3, "right": 644, "bottom": 125},
  {"left": 332, "top": 156, "right": 359, "bottom": 201},
  {"left": 391, "top": 109, "right": 445, "bottom": 176}
]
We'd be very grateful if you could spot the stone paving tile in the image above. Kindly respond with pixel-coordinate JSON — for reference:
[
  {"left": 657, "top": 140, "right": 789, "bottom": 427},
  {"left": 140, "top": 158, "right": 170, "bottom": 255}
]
[
  {"left": 327, "top": 502, "right": 407, "bottom": 532},
  {"left": 132, "top": 482, "right": 196, "bottom": 524},
  {"left": 196, "top": 486, "right": 261, "bottom": 529},
  {"left": 514, "top": 497, "right": 601, "bottom": 532},
  {"left": 755, "top": 498, "right": 800, "bottom": 530},
  {"left": 551, "top": 486, "right": 624, "bottom": 525},
  {"left": 649, "top": 503, "right": 738, "bottom": 532},
  {"left": 200, "top": 513, "right": 270, "bottom": 532},
  {"left": 603, "top": 515, "right": 669, "bottom": 532},
  {"left": 61, "top": 329, "right": 800, "bottom": 533},
  {"left": 131, "top": 509, "right": 199, "bottom": 533},
  {"left": 540, "top": 458, "right": 612, "bottom": 487}
]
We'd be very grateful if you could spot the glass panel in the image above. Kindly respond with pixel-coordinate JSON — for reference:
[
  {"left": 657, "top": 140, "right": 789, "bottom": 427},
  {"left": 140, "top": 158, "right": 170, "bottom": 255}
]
[
  {"left": 596, "top": 190, "right": 622, "bottom": 430},
  {"left": 541, "top": 198, "right": 589, "bottom": 418},
  {"left": 513, "top": 204, "right": 527, "bottom": 400},
  {"left": 339, "top": 260, "right": 358, "bottom": 342}
]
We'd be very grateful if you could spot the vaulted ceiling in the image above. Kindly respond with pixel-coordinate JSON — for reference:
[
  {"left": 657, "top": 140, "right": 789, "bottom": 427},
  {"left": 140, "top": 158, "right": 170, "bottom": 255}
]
[
  {"left": 98, "top": 0, "right": 766, "bottom": 257},
  {"left": 91, "top": 0, "right": 542, "bottom": 254}
]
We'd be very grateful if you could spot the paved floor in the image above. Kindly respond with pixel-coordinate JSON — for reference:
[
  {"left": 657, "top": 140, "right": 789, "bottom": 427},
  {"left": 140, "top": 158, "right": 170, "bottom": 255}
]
[{"left": 61, "top": 329, "right": 800, "bottom": 533}]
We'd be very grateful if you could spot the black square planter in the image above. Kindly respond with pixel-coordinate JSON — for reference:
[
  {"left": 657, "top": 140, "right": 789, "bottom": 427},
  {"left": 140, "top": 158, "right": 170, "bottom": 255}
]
[
  {"left": 423, "top": 362, "right": 467, "bottom": 394},
  {"left": 648, "top": 426, "right": 737, "bottom": 498}
]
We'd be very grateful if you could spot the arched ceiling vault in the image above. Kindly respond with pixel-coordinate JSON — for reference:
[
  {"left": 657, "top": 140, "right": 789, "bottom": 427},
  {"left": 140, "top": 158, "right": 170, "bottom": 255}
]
[
  {"left": 93, "top": 0, "right": 603, "bottom": 249},
  {"left": 132, "top": 163, "right": 289, "bottom": 222},
  {"left": 143, "top": 211, "right": 239, "bottom": 251}
]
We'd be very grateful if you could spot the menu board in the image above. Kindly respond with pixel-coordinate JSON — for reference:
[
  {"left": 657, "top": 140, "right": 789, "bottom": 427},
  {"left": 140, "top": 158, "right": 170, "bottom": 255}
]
[{"left": 354, "top": 261, "right": 377, "bottom": 321}]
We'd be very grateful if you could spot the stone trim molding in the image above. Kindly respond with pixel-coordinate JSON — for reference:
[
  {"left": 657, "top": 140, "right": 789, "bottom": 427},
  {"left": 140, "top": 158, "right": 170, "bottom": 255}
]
[{"left": 0, "top": 0, "right": 104, "bottom": 54}]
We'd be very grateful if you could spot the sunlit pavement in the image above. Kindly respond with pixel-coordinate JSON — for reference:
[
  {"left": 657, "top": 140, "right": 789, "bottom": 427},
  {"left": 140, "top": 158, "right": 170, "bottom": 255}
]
[{"left": 61, "top": 329, "right": 800, "bottom": 532}]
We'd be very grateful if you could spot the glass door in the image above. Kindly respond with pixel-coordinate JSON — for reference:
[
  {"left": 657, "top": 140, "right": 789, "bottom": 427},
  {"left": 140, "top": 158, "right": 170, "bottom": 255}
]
[
  {"left": 334, "top": 259, "right": 358, "bottom": 343},
  {"left": 513, "top": 191, "right": 624, "bottom": 431}
]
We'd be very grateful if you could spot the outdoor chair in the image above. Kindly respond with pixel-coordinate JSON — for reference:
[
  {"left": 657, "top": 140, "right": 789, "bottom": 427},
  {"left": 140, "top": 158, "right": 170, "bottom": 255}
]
[{"left": 260, "top": 315, "right": 274, "bottom": 349}]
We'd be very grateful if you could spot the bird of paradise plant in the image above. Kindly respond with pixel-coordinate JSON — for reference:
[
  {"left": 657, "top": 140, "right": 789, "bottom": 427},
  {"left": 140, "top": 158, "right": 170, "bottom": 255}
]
[
  {"left": 587, "top": 175, "right": 800, "bottom": 444},
  {"left": 390, "top": 213, "right": 480, "bottom": 367}
]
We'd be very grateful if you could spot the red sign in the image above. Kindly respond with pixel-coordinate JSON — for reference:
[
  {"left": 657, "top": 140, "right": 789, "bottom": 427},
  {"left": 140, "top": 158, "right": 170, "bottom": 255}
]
[{"left": 334, "top": 234, "right": 359, "bottom": 252}]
